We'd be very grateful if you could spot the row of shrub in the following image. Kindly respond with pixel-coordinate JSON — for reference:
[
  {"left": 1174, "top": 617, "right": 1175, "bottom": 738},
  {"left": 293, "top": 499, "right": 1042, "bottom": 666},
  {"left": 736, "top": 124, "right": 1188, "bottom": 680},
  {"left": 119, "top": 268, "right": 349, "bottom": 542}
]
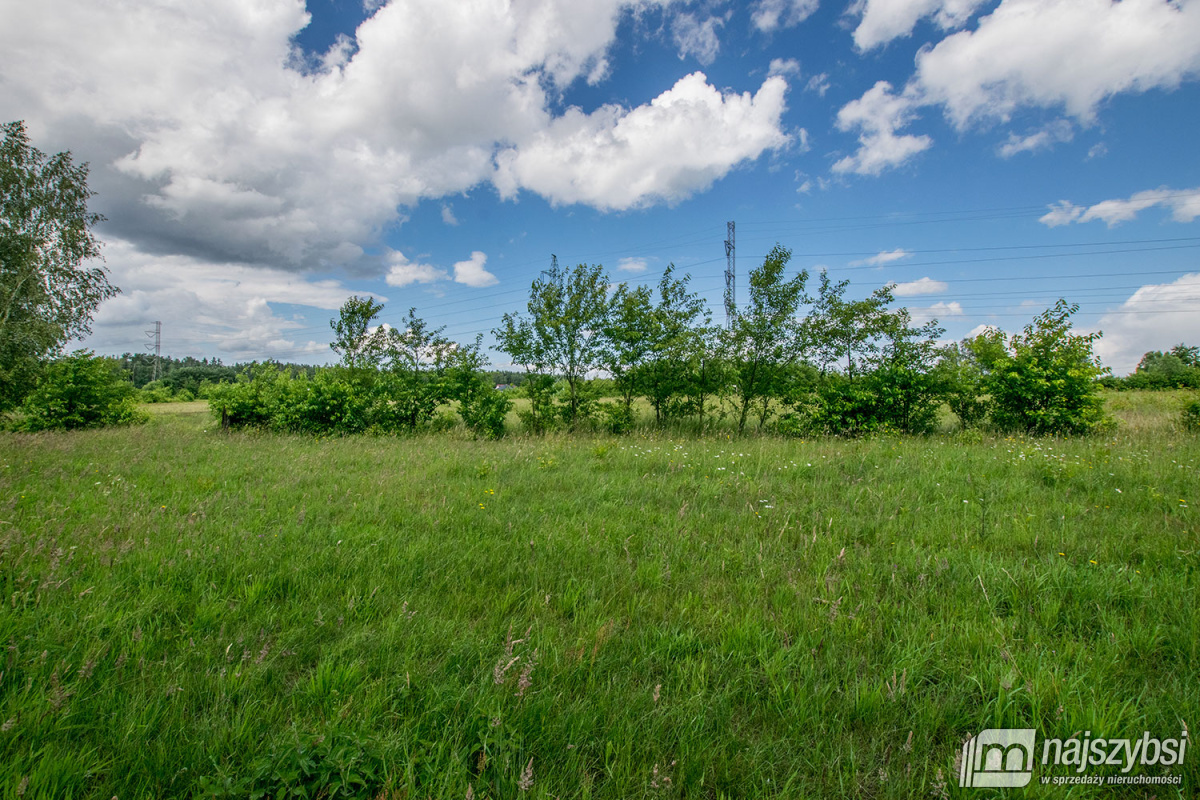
[
  {"left": 207, "top": 360, "right": 511, "bottom": 440},
  {"left": 6, "top": 347, "right": 1200, "bottom": 436}
]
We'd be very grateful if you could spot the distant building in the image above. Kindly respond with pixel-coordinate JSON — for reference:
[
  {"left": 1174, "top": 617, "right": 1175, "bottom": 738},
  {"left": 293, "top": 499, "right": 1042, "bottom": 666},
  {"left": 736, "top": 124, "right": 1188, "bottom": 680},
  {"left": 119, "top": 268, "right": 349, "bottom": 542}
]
[{"left": 494, "top": 383, "right": 516, "bottom": 391}]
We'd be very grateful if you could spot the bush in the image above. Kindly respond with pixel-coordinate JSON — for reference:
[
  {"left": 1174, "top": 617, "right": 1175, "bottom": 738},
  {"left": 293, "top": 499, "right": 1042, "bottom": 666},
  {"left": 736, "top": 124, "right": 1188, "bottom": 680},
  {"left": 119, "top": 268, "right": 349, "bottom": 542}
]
[
  {"left": 968, "top": 301, "right": 1111, "bottom": 435},
  {"left": 516, "top": 375, "right": 557, "bottom": 434},
  {"left": 14, "top": 351, "right": 146, "bottom": 431},
  {"left": 600, "top": 401, "right": 635, "bottom": 434},
  {"left": 807, "top": 375, "right": 889, "bottom": 436},
  {"left": 1183, "top": 397, "right": 1200, "bottom": 431},
  {"left": 139, "top": 380, "right": 174, "bottom": 403},
  {"left": 938, "top": 343, "right": 991, "bottom": 429},
  {"left": 206, "top": 367, "right": 291, "bottom": 429},
  {"left": 457, "top": 384, "right": 510, "bottom": 439},
  {"left": 287, "top": 368, "right": 372, "bottom": 435}
]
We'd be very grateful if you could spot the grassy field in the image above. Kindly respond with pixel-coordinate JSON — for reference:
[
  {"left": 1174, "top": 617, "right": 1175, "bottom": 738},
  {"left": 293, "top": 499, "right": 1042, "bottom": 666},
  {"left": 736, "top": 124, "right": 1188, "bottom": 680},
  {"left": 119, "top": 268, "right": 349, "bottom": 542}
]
[{"left": 1, "top": 393, "right": 1197, "bottom": 798}]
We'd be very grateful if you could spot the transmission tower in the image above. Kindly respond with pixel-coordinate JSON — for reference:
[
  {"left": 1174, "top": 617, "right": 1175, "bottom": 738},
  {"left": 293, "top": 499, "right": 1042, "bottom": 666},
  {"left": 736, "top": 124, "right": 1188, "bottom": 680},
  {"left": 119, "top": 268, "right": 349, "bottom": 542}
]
[
  {"left": 145, "top": 321, "right": 161, "bottom": 381},
  {"left": 723, "top": 221, "right": 736, "bottom": 327}
]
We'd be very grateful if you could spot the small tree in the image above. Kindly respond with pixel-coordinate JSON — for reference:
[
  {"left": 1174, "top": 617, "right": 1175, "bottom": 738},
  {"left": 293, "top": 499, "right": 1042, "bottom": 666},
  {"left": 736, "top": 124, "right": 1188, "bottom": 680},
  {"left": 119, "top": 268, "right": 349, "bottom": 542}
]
[
  {"left": 722, "top": 244, "right": 808, "bottom": 433},
  {"left": 601, "top": 282, "right": 654, "bottom": 416},
  {"left": 858, "top": 303, "right": 947, "bottom": 433},
  {"left": 329, "top": 295, "right": 387, "bottom": 372},
  {"left": 969, "top": 300, "right": 1110, "bottom": 435},
  {"left": 641, "top": 265, "right": 708, "bottom": 424},
  {"left": 494, "top": 260, "right": 611, "bottom": 429},
  {"left": 15, "top": 350, "right": 145, "bottom": 431},
  {"left": 683, "top": 319, "right": 728, "bottom": 429},
  {"left": 804, "top": 271, "right": 892, "bottom": 380},
  {"left": 937, "top": 341, "right": 991, "bottom": 429},
  {"left": 380, "top": 307, "right": 455, "bottom": 431},
  {"left": 1, "top": 121, "right": 117, "bottom": 411},
  {"left": 447, "top": 335, "right": 511, "bottom": 439}
]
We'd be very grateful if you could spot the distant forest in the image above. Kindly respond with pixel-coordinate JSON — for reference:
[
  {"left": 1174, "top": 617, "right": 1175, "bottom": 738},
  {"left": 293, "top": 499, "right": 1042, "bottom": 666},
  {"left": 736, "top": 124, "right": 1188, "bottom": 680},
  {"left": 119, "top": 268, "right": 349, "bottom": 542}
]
[{"left": 116, "top": 352, "right": 526, "bottom": 393}]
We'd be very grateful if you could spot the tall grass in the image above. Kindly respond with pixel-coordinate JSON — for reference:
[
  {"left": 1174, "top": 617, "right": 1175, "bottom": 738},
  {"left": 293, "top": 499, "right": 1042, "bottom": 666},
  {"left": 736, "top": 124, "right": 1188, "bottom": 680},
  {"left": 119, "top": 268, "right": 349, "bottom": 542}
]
[{"left": 0, "top": 395, "right": 1196, "bottom": 797}]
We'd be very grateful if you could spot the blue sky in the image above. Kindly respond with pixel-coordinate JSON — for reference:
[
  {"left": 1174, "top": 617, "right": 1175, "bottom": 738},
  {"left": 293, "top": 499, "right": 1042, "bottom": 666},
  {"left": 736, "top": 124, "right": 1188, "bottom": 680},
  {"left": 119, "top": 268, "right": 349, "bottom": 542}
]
[{"left": 4, "top": 0, "right": 1199, "bottom": 373}]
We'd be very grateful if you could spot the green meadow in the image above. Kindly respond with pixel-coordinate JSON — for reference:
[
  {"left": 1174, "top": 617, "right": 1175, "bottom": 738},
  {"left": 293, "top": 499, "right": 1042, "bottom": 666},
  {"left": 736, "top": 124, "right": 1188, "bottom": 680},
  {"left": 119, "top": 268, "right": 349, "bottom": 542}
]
[{"left": 1, "top": 393, "right": 1197, "bottom": 798}]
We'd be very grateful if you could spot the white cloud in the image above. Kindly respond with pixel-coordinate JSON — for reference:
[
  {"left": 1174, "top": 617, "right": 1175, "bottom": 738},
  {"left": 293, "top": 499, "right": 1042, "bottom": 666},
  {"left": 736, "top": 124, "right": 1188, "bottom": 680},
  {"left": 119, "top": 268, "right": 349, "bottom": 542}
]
[
  {"left": 385, "top": 251, "right": 449, "bottom": 287},
  {"left": 964, "top": 322, "right": 1002, "bottom": 339},
  {"left": 1039, "top": 186, "right": 1200, "bottom": 227},
  {"left": 849, "top": 247, "right": 913, "bottom": 267},
  {"left": 838, "top": 0, "right": 1200, "bottom": 175},
  {"left": 441, "top": 204, "right": 459, "bottom": 226},
  {"left": 1090, "top": 273, "right": 1200, "bottom": 374},
  {"left": 888, "top": 276, "right": 948, "bottom": 296},
  {"left": 493, "top": 73, "right": 791, "bottom": 210},
  {"left": 79, "top": 238, "right": 367, "bottom": 361},
  {"left": 804, "top": 72, "right": 831, "bottom": 96},
  {"left": 909, "top": 300, "right": 963, "bottom": 324},
  {"left": 852, "top": 0, "right": 988, "bottom": 51},
  {"left": 617, "top": 257, "right": 649, "bottom": 273},
  {"left": 1087, "top": 143, "right": 1108, "bottom": 160},
  {"left": 769, "top": 58, "right": 802, "bottom": 78},
  {"left": 1038, "top": 200, "right": 1085, "bottom": 227},
  {"left": 913, "top": 0, "right": 1200, "bottom": 129},
  {"left": 452, "top": 251, "right": 498, "bottom": 288},
  {"left": 831, "top": 82, "right": 931, "bottom": 176},
  {"left": 996, "top": 119, "right": 1073, "bottom": 158},
  {"left": 1, "top": 0, "right": 794, "bottom": 278},
  {"left": 751, "top": 0, "right": 820, "bottom": 32},
  {"left": 672, "top": 13, "right": 723, "bottom": 66}
]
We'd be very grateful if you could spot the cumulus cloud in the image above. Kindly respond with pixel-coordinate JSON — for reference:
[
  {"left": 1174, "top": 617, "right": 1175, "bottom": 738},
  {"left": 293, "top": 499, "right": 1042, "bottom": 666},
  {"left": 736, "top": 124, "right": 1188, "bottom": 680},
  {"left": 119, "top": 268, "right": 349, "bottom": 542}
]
[
  {"left": 493, "top": 73, "right": 791, "bottom": 210},
  {"left": 79, "top": 238, "right": 366, "bottom": 361},
  {"left": 385, "top": 252, "right": 450, "bottom": 287},
  {"left": 751, "top": 0, "right": 820, "bottom": 32},
  {"left": 914, "top": 0, "right": 1200, "bottom": 129},
  {"left": 672, "top": 12, "right": 723, "bottom": 65},
  {"left": 888, "top": 276, "right": 948, "bottom": 296},
  {"left": 0, "top": 0, "right": 790, "bottom": 276},
  {"left": 1039, "top": 186, "right": 1200, "bottom": 227},
  {"left": 1090, "top": 273, "right": 1200, "bottom": 374},
  {"left": 850, "top": 247, "right": 913, "bottom": 266},
  {"left": 996, "top": 120, "right": 1073, "bottom": 158},
  {"left": 831, "top": 82, "right": 931, "bottom": 176},
  {"left": 852, "top": 0, "right": 988, "bottom": 51},
  {"left": 617, "top": 257, "right": 649, "bottom": 273},
  {"left": 441, "top": 204, "right": 459, "bottom": 226},
  {"left": 837, "top": 0, "right": 1200, "bottom": 174},
  {"left": 909, "top": 300, "right": 963, "bottom": 324},
  {"left": 769, "top": 58, "right": 802, "bottom": 78},
  {"left": 452, "top": 251, "right": 499, "bottom": 288}
]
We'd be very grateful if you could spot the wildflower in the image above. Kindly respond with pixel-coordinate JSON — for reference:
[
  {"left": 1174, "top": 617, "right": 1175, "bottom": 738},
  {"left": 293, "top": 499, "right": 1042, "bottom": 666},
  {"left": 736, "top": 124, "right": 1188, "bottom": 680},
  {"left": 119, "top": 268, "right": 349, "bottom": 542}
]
[
  {"left": 517, "top": 757, "right": 534, "bottom": 792},
  {"left": 516, "top": 649, "right": 538, "bottom": 698}
]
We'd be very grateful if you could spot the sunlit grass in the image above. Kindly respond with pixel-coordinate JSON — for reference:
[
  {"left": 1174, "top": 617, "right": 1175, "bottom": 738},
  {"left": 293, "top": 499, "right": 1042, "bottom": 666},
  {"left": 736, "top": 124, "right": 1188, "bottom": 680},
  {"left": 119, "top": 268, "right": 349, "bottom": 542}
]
[{"left": 0, "top": 392, "right": 1196, "bottom": 797}]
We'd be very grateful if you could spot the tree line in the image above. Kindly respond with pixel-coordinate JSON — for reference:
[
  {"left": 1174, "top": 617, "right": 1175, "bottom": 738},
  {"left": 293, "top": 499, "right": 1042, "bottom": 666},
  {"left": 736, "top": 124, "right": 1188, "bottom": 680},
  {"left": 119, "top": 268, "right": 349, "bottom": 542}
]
[{"left": 206, "top": 246, "right": 1116, "bottom": 438}]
